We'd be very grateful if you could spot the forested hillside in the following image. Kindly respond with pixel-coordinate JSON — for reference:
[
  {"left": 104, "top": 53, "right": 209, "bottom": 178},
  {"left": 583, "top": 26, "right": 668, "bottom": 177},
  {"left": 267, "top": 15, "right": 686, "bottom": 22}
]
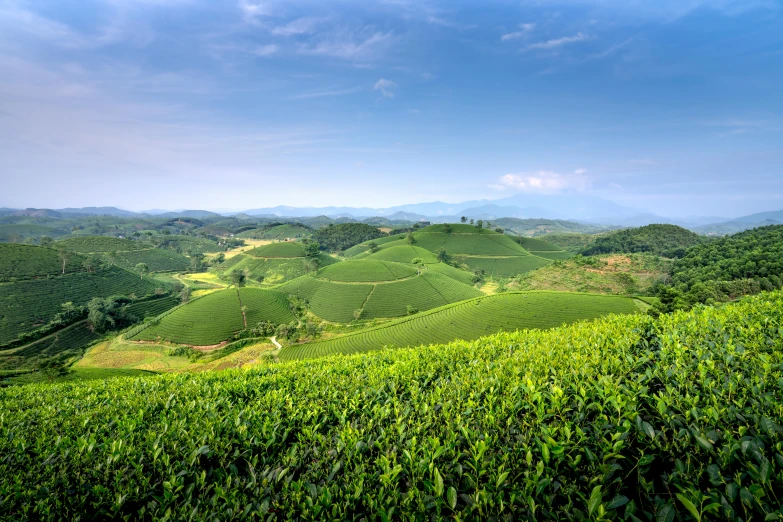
[
  {"left": 656, "top": 225, "right": 783, "bottom": 310},
  {"left": 311, "top": 223, "right": 385, "bottom": 252},
  {"left": 581, "top": 224, "right": 705, "bottom": 258}
]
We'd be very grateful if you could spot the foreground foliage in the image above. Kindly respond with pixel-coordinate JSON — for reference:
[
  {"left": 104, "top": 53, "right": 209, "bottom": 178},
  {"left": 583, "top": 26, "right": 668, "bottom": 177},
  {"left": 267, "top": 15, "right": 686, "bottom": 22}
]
[
  {"left": 1, "top": 291, "right": 782, "bottom": 520},
  {"left": 581, "top": 224, "right": 705, "bottom": 258}
]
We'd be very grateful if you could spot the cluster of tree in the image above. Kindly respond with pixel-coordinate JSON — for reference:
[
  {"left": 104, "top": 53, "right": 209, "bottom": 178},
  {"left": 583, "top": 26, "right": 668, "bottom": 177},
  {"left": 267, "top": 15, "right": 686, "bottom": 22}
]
[
  {"left": 581, "top": 224, "right": 705, "bottom": 258},
  {"left": 250, "top": 320, "right": 322, "bottom": 342},
  {"left": 653, "top": 225, "right": 783, "bottom": 312},
  {"left": 311, "top": 223, "right": 385, "bottom": 252},
  {"left": 87, "top": 296, "right": 139, "bottom": 332}
]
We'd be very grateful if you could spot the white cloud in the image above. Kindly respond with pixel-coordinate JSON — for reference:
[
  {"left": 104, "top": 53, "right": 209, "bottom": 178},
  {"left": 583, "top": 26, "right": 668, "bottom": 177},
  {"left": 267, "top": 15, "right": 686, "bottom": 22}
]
[
  {"left": 374, "top": 78, "right": 397, "bottom": 97},
  {"left": 239, "top": 0, "right": 274, "bottom": 22},
  {"left": 271, "top": 17, "right": 324, "bottom": 37},
  {"left": 526, "top": 32, "right": 591, "bottom": 51},
  {"left": 297, "top": 30, "right": 393, "bottom": 61},
  {"left": 495, "top": 170, "right": 590, "bottom": 193},
  {"left": 501, "top": 23, "right": 535, "bottom": 41},
  {"left": 574, "top": 168, "right": 587, "bottom": 175}
]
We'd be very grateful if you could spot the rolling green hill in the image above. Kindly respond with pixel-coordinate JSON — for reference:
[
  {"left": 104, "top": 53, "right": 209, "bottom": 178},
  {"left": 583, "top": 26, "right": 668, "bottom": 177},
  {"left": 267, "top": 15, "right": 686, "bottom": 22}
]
[
  {"left": 0, "top": 224, "right": 68, "bottom": 242},
  {"left": 0, "top": 244, "right": 86, "bottom": 281},
  {"left": 130, "top": 288, "right": 295, "bottom": 346},
  {"left": 217, "top": 252, "right": 338, "bottom": 284},
  {"left": 113, "top": 248, "right": 191, "bottom": 272},
  {"left": 0, "top": 321, "right": 101, "bottom": 370},
  {"left": 515, "top": 237, "right": 573, "bottom": 260},
  {"left": 581, "top": 224, "right": 705, "bottom": 258},
  {"left": 365, "top": 245, "right": 438, "bottom": 263},
  {"left": 246, "top": 241, "right": 306, "bottom": 258},
  {"left": 280, "top": 291, "right": 638, "bottom": 360},
  {"left": 237, "top": 224, "right": 311, "bottom": 240},
  {"left": 541, "top": 232, "right": 599, "bottom": 253},
  {"left": 279, "top": 261, "right": 482, "bottom": 322},
  {"left": 4, "top": 290, "right": 778, "bottom": 520},
  {"left": 0, "top": 266, "right": 159, "bottom": 345}
]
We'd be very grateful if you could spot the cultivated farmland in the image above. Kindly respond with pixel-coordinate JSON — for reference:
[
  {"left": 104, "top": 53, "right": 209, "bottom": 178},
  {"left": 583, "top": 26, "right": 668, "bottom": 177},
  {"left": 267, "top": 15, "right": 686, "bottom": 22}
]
[{"left": 280, "top": 291, "right": 637, "bottom": 360}]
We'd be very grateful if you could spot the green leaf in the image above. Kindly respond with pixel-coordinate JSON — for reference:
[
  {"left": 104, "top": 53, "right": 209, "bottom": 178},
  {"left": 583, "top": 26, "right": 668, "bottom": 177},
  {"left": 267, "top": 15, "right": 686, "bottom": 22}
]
[
  {"left": 447, "top": 487, "right": 457, "bottom": 510},
  {"left": 656, "top": 503, "right": 676, "bottom": 522},
  {"left": 607, "top": 495, "right": 629, "bottom": 510},
  {"left": 694, "top": 434, "right": 713, "bottom": 452},
  {"left": 760, "top": 417, "right": 779, "bottom": 436},
  {"left": 588, "top": 485, "right": 602, "bottom": 516},
  {"left": 496, "top": 471, "right": 509, "bottom": 488},
  {"left": 433, "top": 468, "right": 444, "bottom": 497},
  {"left": 641, "top": 421, "right": 655, "bottom": 440},
  {"left": 676, "top": 493, "right": 701, "bottom": 521}
]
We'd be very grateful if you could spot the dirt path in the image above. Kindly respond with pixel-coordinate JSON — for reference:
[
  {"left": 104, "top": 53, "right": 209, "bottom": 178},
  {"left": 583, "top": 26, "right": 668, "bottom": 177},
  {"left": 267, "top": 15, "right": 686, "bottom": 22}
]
[{"left": 270, "top": 336, "right": 282, "bottom": 349}]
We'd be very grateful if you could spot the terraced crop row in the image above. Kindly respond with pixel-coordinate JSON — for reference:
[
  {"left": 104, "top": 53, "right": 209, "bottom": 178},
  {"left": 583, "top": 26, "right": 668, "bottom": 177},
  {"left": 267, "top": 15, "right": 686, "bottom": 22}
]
[
  {"left": 316, "top": 260, "right": 416, "bottom": 282},
  {"left": 238, "top": 288, "right": 296, "bottom": 326},
  {"left": 280, "top": 291, "right": 638, "bottom": 360},
  {"left": 114, "top": 249, "right": 191, "bottom": 272},
  {"left": 424, "top": 262, "right": 475, "bottom": 285},
  {"left": 247, "top": 242, "right": 306, "bottom": 258},
  {"left": 0, "top": 321, "right": 101, "bottom": 370},
  {"left": 454, "top": 255, "right": 552, "bottom": 277},
  {"left": 516, "top": 236, "right": 565, "bottom": 252},
  {"left": 529, "top": 250, "right": 573, "bottom": 260},
  {"left": 57, "top": 236, "right": 149, "bottom": 253},
  {"left": 0, "top": 267, "right": 158, "bottom": 345},
  {"left": 0, "top": 244, "right": 85, "bottom": 281},
  {"left": 125, "top": 296, "right": 181, "bottom": 320},
  {"left": 131, "top": 290, "right": 244, "bottom": 345},
  {"left": 443, "top": 232, "right": 529, "bottom": 255},
  {"left": 343, "top": 234, "right": 405, "bottom": 257},
  {"left": 366, "top": 245, "right": 438, "bottom": 264}
]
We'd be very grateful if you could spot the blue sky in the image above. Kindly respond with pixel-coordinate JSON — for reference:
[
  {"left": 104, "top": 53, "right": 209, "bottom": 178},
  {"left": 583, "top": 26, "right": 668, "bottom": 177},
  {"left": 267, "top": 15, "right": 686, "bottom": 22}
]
[{"left": 0, "top": 0, "right": 781, "bottom": 217}]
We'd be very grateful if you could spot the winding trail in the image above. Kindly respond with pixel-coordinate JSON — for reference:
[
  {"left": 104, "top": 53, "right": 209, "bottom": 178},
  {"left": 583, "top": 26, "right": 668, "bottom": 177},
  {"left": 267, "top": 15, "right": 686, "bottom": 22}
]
[{"left": 270, "top": 336, "right": 282, "bottom": 349}]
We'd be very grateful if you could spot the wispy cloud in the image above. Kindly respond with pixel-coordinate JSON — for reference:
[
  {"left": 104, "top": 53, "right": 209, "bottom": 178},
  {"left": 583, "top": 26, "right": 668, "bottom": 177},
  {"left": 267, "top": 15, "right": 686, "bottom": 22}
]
[
  {"left": 297, "top": 30, "right": 393, "bottom": 61},
  {"left": 239, "top": 0, "right": 275, "bottom": 22},
  {"left": 526, "top": 32, "right": 591, "bottom": 51},
  {"left": 252, "top": 44, "right": 278, "bottom": 56},
  {"left": 501, "top": 23, "right": 535, "bottom": 41},
  {"left": 493, "top": 170, "right": 590, "bottom": 193},
  {"left": 271, "top": 17, "right": 324, "bottom": 37},
  {"left": 374, "top": 78, "right": 397, "bottom": 97},
  {"left": 289, "top": 86, "right": 362, "bottom": 100}
]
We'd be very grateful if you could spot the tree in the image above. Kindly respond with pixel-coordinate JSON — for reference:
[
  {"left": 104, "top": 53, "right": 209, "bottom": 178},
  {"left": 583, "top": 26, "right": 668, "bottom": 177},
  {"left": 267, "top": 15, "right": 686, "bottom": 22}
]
[
  {"left": 179, "top": 286, "right": 192, "bottom": 304},
  {"left": 189, "top": 252, "right": 205, "bottom": 271},
  {"left": 211, "top": 253, "right": 225, "bottom": 265},
  {"left": 367, "top": 241, "right": 379, "bottom": 254},
  {"left": 36, "top": 357, "right": 72, "bottom": 382},
  {"left": 406, "top": 232, "right": 416, "bottom": 245},
  {"left": 406, "top": 305, "right": 419, "bottom": 315},
  {"left": 39, "top": 236, "right": 54, "bottom": 248},
  {"left": 353, "top": 309, "right": 363, "bottom": 321},
  {"left": 476, "top": 220, "right": 484, "bottom": 230},
  {"left": 87, "top": 296, "right": 133, "bottom": 332},
  {"left": 135, "top": 263, "right": 148, "bottom": 280},
  {"left": 304, "top": 241, "right": 321, "bottom": 257},
  {"left": 443, "top": 224, "right": 452, "bottom": 234},
  {"left": 56, "top": 248, "right": 70, "bottom": 275},
  {"left": 106, "top": 250, "right": 119, "bottom": 267},
  {"left": 461, "top": 216, "right": 467, "bottom": 223},
  {"left": 495, "top": 227, "right": 504, "bottom": 234},
  {"left": 436, "top": 248, "right": 450, "bottom": 264},
  {"left": 82, "top": 256, "right": 99, "bottom": 274},
  {"left": 230, "top": 270, "right": 246, "bottom": 287},
  {"left": 469, "top": 219, "right": 474, "bottom": 225}
]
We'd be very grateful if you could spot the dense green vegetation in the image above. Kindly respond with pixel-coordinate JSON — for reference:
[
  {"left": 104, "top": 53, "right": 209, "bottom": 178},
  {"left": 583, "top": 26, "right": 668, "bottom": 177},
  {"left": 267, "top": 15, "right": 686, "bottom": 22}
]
[
  {"left": 281, "top": 291, "right": 638, "bottom": 360},
  {"left": 0, "top": 266, "right": 159, "bottom": 345},
  {"left": 237, "top": 223, "right": 311, "bottom": 240},
  {"left": 581, "top": 224, "right": 705, "bottom": 258},
  {"left": 454, "top": 254, "right": 551, "bottom": 278},
  {"left": 344, "top": 234, "right": 404, "bottom": 257},
  {"left": 113, "top": 248, "right": 191, "bottom": 272},
  {"left": 124, "top": 295, "right": 180, "bottom": 320},
  {"left": 311, "top": 223, "right": 385, "bottom": 252},
  {"left": 154, "top": 235, "right": 223, "bottom": 254},
  {"left": 0, "top": 244, "right": 86, "bottom": 281},
  {"left": 131, "top": 288, "right": 294, "bottom": 345},
  {"left": 2, "top": 291, "right": 780, "bottom": 519},
  {"left": 365, "top": 245, "right": 438, "bottom": 263},
  {"left": 656, "top": 225, "right": 783, "bottom": 310}
]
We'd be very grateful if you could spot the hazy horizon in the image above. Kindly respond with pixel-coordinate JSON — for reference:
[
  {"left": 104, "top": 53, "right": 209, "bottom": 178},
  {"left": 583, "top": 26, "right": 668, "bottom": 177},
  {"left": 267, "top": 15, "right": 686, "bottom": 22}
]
[{"left": 1, "top": 0, "right": 782, "bottom": 217}]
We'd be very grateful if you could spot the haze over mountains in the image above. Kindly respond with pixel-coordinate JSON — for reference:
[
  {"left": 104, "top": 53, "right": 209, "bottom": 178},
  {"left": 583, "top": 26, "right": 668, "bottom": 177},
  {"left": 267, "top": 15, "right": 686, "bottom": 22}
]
[{"left": 3, "top": 193, "right": 782, "bottom": 235}]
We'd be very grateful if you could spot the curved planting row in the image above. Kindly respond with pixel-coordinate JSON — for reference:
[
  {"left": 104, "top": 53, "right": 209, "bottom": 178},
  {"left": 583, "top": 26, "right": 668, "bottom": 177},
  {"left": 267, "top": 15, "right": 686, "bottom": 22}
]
[
  {"left": 57, "top": 236, "right": 149, "bottom": 253},
  {"left": 125, "top": 296, "right": 181, "bottom": 320},
  {"left": 279, "top": 291, "right": 638, "bottom": 360},
  {"left": 316, "top": 260, "right": 416, "bottom": 282},
  {"left": 246, "top": 242, "right": 306, "bottom": 258},
  {"left": 115, "top": 249, "right": 191, "bottom": 272},
  {"left": 238, "top": 288, "right": 296, "bottom": 326},
  {"left": 0, "top": 244, "right": 86, "bottom": 281},
  {"left": 0, "top": 321, "right": 101, "bottom": 370},
  {"left": 366, "top": 245, "right": 438, "bottom": 264},
  {"left": 221, "top": 254, "right": 337, "bottom": 284}
]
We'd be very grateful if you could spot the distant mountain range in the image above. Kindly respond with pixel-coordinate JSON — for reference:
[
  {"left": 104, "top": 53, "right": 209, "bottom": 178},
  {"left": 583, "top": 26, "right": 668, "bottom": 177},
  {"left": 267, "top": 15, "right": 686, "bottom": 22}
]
[{"left": 2, "top": 194, "right": 781, "bottom": 234}]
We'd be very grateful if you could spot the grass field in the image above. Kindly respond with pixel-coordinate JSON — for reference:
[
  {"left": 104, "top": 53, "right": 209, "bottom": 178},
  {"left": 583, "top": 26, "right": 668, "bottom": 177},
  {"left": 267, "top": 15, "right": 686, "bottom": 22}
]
[
  {"left": 0, "top": 243, "right": 86, "bottom": 281},
  {"left": 246, "top": 241, "right": 306, "bottom": 258},
  {"left": 0, "top": 266, "right": 159, "bottom": 345},
  {"left": 279, "top": 291, "right": 638, "bottom": 360},
  {"left": 508, "top": 254, "right": 673, "bottom": 295},
  {"left": 130, "top": 288, "right": 294, "bottom": 345}
]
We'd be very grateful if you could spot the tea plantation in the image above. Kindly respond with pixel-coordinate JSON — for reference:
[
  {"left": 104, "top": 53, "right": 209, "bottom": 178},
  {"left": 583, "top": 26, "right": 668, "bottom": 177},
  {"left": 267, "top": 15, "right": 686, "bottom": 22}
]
[
  {"left": 130, "top": 288, "right": 294, "bottom": 345},
  {"left": 218, "top": 252, "right": 338, "bottom": 284},
  {"left": 280, "top": 291, "right": 637, "bottom": 360},
  {"left": 246, "top": 242, "right": 307, "bottom": 258},
  {"left": 1, "top": 291, "right": 780, "bottom": 519},
  {"left": 0, "top": 321, "right": 100, "bottom": 370},
  {"left": 0, "top": 243, "right": 85, "bottom": 281},
  {"left": 0, "top": 266, "right": 158, "bottom": 345},
  {"left": 57, "top": 236, "right": 149, "bottom": 253}
]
